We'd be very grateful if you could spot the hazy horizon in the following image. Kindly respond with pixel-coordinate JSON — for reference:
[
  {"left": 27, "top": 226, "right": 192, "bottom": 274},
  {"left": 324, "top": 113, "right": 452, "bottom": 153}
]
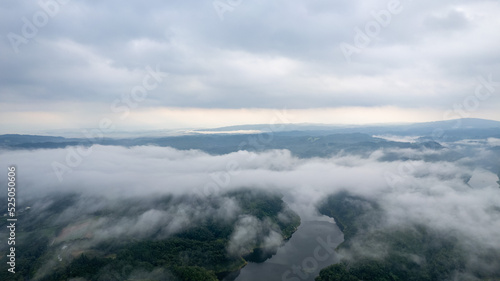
[{"left": 2, "top": 116, "right": 500, "bottom": 137}]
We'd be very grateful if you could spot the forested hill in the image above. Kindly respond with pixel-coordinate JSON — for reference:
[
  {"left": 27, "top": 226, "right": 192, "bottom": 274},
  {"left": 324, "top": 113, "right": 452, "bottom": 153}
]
[
  {"left": 0, "top": 189, "right": 300, "bottom": 281},
  {"left": 315, "top": 192, "right": 500, "bottom": 281}
]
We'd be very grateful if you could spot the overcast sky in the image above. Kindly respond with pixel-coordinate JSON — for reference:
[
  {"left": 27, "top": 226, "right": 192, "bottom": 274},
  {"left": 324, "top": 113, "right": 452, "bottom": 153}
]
[{"left": 1, "top": 0, "right": 499, "bottom": 133}]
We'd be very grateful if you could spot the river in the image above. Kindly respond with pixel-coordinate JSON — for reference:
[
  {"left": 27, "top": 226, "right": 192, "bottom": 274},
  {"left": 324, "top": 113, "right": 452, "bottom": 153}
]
[{"left": 225, "top": 217, "right": 343, "bottom": 281}]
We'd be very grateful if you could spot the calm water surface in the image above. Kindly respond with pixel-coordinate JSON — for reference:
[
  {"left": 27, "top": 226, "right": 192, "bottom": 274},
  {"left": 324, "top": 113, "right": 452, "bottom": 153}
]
[{"left": 228, "top": 219, "right": 343, "bottom": 281}]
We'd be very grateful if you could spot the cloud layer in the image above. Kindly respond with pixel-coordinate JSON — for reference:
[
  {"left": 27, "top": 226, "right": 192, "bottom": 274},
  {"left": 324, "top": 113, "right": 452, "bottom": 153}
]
[{"left": 1, "top": 142, "right": 499, "bottom": 239}]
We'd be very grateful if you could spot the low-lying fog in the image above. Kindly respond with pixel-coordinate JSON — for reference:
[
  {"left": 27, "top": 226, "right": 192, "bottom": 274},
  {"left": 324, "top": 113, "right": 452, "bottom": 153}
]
[{"left": 1, "top": 141, "right": 499, "bottom": 279}]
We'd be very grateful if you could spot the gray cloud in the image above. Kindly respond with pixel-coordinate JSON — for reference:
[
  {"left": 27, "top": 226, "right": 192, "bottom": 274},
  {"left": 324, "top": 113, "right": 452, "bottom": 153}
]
[{"left": 1, "top": 0, "right": 499, "bottom": 113}]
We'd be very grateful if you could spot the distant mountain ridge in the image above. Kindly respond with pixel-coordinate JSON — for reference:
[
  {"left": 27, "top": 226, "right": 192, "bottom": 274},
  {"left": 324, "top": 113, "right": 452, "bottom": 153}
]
[
  {"left": 0, "top": 119, "right": 499, "bottom": 153},
  {"left": 196, "top": 118, "right": 500, "bottom": 133},
  {"left": 1, "top": 118, "right": 499, "bottom": 139}
]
